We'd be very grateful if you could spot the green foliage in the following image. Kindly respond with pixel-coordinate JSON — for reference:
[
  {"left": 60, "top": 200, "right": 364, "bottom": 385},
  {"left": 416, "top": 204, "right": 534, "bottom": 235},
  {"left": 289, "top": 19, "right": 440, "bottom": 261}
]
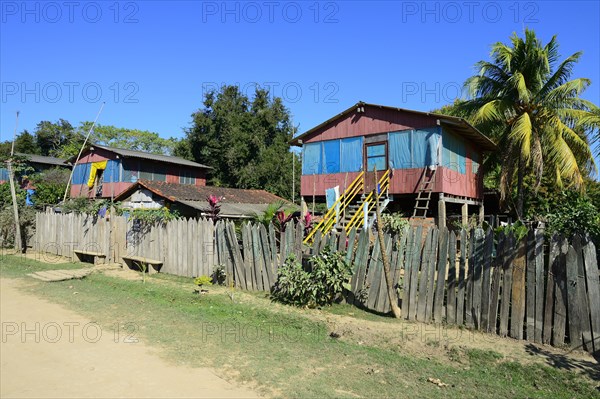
[
  {"left": 545, "top": 190, "right": 600, "bottom": 240},
  {"left": 128, "top": 207, "right": 179, "bottom": 224},
  {"left": 194, "top": 275, "right": 213, "bottom": 287},
  {"left": 0, "top": 206, "right": 35, "bottom": 248},
  {"left": 212, "top": 264, "right": 226, "bottom": 285},
  {"left": 379, "top": 212, "right": 409, "bottom": 235},
  {"left": 445, "top": 29, "right": 598, "bottom": 218},
  {"left": 61, "top": 198, "right": 115, "bottom": 215},
  {"left": 0, "top": 182, "right": 26, "bottom": 208},
  {"left": 253, "top": 201, "right": 293, "bottom": 227},
  {"left": 271, "top": 248, "right": 353, "bottom": 308},
  {"left": 184, "top": 85, "right": 300, "bottom": 200},
  {"left": 80, "top": 123, "right": 178, "bottom": 155},
  {"left": 34, "top": 119, "right": 81, "bottom": 158},
  {"left": 494, "top": 220, "right": 529, "bottom": 242},
  {"left": 31, "top": 182, "right": 66, "bottom": 207}
]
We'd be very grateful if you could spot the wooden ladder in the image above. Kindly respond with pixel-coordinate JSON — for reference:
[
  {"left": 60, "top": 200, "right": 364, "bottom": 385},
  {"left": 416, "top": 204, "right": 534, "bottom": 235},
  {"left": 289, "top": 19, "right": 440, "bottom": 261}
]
[{"left": 412, "top": 168, "right": 437, "bottom": 218}]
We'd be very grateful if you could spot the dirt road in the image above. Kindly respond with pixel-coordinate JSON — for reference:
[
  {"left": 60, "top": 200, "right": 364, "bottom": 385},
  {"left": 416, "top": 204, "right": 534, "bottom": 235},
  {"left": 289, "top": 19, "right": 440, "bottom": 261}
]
[{"left": 0, "top": 278, "right": 258, "bottom": 399}]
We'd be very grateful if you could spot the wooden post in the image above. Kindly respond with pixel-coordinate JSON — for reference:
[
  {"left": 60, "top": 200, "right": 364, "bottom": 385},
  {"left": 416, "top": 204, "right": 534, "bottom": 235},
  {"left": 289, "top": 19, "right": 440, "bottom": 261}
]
[
  {"left": 461, "top": 203, "right": 468, "bottom": 226},
  {"left": 478, "top": 202, "right": 484, "bottom": 225},
  {"left": 438, "top": 195, "right": 446, "bottom": 228}
]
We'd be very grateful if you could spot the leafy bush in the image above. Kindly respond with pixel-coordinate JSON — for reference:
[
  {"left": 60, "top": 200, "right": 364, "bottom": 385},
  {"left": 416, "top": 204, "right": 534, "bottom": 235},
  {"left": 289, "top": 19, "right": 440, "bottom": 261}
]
[
  {"left": 494, "top": 220, "right": 529, "bottom": 242},
  {"left": 0, "top": 206, "right": 35, "bottom": 249},
  {"left": 271, "top": 247, "right": 353, "bottom": 308},
  {"left": 379, "top": 212, "right": 409, "bottom": 235},
  {"left": 31, "top": 181, "right": 67, "bottom": 207},
  {"left": 545, "top": 190, "right": 600, "bottom": 241},
  {"left": 194, "top": 275, "right": 213, "bottom": 287},
  {"left": 212, "top": 264, "right": 226, "bottom": 285}
]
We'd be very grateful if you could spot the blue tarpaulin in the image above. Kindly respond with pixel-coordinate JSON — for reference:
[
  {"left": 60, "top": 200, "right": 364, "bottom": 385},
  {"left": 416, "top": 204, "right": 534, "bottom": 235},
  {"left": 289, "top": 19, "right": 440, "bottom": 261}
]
[
  {"left": 442, "top": 129, "right": 466, "bottom": 174},
  {"left": 103, "top": 159, "right": 121, "bottom": 183},
  {"left": 0, "top": 168, "right": 9, "bottom": 181},
  {"left": 302, "top": 142, "right": 322, "bottom": 175},
  {"left": 389, "top": 130, "right": 411, "bottom": 169},
  {"left": 72, "top": 163, "right": 91, "bottom": 185},
  {"left": 303, "top": 138, "right": 363, "bottom": 175},
  {"left": 389, "top": 127, "right": 440, "bottom": 169},
  {"left": 340, "top": 137, "right": 363, "bottom": 172},
  {"left": 323, "top": 140, "right": 341, "bottom": 173}
]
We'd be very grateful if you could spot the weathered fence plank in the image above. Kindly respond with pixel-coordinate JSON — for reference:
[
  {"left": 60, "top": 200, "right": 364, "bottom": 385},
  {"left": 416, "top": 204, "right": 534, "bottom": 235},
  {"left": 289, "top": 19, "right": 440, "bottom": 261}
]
[
  {"left": 499, "top": 233, "right": 514, "bottom": 337},
  {"left": 349, "top": 230, "right": 369, "bottom": 305},
  {"left": 446, "top": 231, "right": 457, "bottom": 324},
  {"left": 534, "top": 229, "right": 545, "bottom": 344},
  {"left": 408, "top": 226, "right": 423, "bottom": 320},
  {"left": 456, "top": 229, "right": 467, "bottom": 325},
  {"left": 488, "top": 233, "right": 505, "bottom": 334},
  {"left": 552, "top": 237, "right": 568, "bottom": 346},
  {"left": 472, "top": 228, "right": 485, "bottom": 329},
  {"left": 416, "top": 228, "right": 434, "bottom": 322},
  {"left": 582, "top": 239, "right": 600, "bottom": 352},
  {"left": 573, "top": 236, "right": 593, "bottom": 352},
  {"left": 565, "top": 245, "right": 583, "bottom": 349},
  {"left": 480, "top": 228, "right": 493, "bottom": 332},
  {"left": 425, "top": 228, "right": 439, "bottom": 321},
  {"left": 433, "top": 227, "right": 448, "bottom": 323},
  {"left": 511, "top": 237, "right": 527, "bottom": 340}
]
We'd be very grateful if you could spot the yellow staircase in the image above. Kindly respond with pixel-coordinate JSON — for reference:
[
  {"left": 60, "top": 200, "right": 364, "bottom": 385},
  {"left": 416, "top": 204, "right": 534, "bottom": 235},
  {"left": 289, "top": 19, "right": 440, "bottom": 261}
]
[{"left": 303, "top": 170, "right": 391, "bottom": 244}]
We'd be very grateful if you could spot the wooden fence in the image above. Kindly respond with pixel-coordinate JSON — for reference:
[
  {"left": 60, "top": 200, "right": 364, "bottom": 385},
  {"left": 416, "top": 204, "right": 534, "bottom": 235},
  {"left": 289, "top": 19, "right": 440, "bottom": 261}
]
[{"left": 34, "top": 212, "right": 599, "bottom": 354}]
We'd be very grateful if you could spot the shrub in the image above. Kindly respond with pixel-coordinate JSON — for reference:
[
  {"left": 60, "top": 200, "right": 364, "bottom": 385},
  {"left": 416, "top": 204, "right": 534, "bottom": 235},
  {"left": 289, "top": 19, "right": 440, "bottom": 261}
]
[
  {"left": 379, "top": 212, "right": 409, "bottom": 235},
  {"left": 271, "top": 247, "right": 353, "bottom": 308}
]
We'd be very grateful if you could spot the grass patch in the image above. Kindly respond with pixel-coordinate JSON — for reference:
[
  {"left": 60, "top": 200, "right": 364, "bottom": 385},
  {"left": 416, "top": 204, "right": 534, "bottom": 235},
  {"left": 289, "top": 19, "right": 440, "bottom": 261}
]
[{"left": 2, "top": 255, "right": 599, "bottom": 398}]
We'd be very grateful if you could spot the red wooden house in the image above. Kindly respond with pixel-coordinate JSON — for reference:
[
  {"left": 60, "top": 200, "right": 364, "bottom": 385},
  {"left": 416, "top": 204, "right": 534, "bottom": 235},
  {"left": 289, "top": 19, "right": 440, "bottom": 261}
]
[
  {"left": 291, "top": 102, "right": 496, "bottom": 233},
  {"left": 68, "top": 144, "right": 211, "bottom": 199}
]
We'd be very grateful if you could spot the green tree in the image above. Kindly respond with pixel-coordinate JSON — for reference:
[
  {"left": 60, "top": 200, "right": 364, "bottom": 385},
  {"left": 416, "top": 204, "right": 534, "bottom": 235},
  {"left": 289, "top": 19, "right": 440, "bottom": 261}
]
[
  {"left": 34, "top": 119, "right": 81, "bottom": 158},
  {"left": 184, "top": 85, "right": 299, "bottom": 200},
  {"left": 453, "top": 29, "right": 598, "bottom": 219},
  {"left": 80, "top": 123, "right": 178, "bottom": 155},
  {"left": 14, "top": 131, "right": 41, "bottom": 155}
]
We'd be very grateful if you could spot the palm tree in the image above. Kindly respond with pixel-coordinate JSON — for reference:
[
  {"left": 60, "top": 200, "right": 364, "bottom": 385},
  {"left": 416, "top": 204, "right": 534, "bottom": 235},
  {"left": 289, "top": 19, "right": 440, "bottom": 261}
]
[{"left": 457, "top": 29, "right": 598, "bottom": 219}]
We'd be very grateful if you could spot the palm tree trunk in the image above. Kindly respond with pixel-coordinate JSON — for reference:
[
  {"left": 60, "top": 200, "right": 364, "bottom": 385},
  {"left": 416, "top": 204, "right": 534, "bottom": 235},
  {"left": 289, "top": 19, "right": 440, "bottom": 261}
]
[{"left": 516, "top": 157, "right": 525, "bottom": 221}]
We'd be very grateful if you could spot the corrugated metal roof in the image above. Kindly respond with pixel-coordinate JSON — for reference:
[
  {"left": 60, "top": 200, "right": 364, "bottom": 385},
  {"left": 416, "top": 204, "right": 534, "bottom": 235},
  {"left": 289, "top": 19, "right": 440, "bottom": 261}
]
[
  {"left": 84, "top": 144, "right": 212, "bottom": 169},
  {"left": 15, "top": 153, "right": 69, "bottom": 167},
  {"left": 290, "top": 101, "right": 497, "bottom": 151}
]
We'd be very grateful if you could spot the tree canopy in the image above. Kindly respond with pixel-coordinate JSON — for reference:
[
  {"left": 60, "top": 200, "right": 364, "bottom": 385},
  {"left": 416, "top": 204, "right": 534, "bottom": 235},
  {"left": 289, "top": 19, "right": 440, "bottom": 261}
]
[
  {"left": 181, "top": 85, "right": 300, "bottom": 200},
  {"left": 443, "top": 29, "right": 599, "bottom": 219},
  {"left": 0, "top": 120, "right": 179, "bottom": 159}
]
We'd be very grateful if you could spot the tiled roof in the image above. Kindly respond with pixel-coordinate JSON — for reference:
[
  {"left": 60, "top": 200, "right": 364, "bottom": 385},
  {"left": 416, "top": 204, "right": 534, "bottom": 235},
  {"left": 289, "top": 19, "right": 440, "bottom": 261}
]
[
  {"left": 115, "top": 180, "right": 293, "bottom": 218},
  {"left": 116, "top": 180, "right": 288, "bottom": 204}
]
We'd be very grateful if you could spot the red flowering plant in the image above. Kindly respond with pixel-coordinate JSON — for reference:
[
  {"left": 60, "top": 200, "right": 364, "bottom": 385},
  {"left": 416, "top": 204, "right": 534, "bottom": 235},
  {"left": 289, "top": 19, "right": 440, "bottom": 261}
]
[
  {"left": 275, "top": 210, "right": 294, "bottom": 233},
  {"left": 206, "top": 195, "right": 224, "bottom": 222}
]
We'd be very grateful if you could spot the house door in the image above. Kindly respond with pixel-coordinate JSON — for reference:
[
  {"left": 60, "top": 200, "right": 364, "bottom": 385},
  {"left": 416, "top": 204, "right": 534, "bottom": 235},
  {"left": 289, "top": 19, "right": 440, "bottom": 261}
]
[{"left": 364, "top": 142, "right": 388, "bottom": 193}]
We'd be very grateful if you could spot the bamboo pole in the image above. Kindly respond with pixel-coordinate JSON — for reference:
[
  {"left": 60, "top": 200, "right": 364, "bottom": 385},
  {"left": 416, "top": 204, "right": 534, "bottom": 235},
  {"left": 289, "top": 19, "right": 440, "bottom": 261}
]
[{"left": 8, "top": 111, "right": 22, "bottom": 252}]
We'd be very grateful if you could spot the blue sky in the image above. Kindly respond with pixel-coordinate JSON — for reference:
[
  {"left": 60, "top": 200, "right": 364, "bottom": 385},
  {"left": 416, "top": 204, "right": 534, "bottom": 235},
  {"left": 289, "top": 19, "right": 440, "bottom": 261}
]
[{"left": 1, "top": 0, "right": 599, "bottom": 161}]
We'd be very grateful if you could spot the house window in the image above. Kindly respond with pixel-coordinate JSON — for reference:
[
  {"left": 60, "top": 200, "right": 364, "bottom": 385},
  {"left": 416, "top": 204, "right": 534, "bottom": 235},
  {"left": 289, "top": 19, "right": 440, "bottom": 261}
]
[
  {"left": 366, "top": 143, "right": 387, "bottom": 171},
  {"left": 180, "top": 170, "right": 194, "bottom": 184}
]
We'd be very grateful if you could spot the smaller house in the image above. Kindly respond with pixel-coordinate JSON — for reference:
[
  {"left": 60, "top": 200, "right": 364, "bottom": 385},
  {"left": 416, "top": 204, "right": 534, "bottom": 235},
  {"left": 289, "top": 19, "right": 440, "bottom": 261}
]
[
  {"left": 0, "top": 153, "right": 69, "bottom": 184},
  {"left": 67, "top": 144, "right": 211, "bottom": 199},
  {"left": 115, "top": 180, "right": 292, "bottom": 219}
]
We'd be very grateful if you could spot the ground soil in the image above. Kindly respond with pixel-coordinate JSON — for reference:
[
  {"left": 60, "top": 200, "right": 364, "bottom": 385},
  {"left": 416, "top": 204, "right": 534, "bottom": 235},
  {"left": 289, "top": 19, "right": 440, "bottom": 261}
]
[{"left": 0, "top": 278, "right": 259, "bottom": 399}]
